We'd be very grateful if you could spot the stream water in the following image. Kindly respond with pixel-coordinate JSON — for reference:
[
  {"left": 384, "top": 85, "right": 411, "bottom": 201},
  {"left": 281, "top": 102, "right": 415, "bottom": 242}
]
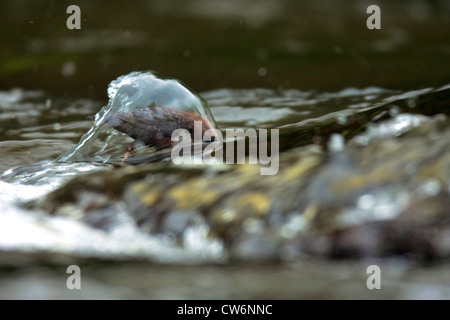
[
  {"left": 0, "top": 0, "right": 449, "bottom": 299},
  {"left": 0, "top": 78, "right": 449, "bottom": 298}
]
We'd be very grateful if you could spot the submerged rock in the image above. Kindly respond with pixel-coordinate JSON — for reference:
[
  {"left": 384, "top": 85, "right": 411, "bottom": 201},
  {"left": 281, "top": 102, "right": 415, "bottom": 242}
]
[
  {"left": 35, "top": 106, "right": 450, "bottom": 262},
  {"left": 3, "top": 82, "right": 449, "bottom": 264}
]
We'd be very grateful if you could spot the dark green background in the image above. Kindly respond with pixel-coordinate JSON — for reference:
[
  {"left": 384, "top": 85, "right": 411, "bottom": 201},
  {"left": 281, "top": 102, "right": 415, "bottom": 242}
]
[{"left": 1, "top": 0, "right": 449, "bottom": 98}]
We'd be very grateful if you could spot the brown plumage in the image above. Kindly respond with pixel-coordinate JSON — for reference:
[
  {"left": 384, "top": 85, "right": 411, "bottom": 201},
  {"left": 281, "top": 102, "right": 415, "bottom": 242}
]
[{"left": 105, "top": 106, "right": 216, "bottom": 164}]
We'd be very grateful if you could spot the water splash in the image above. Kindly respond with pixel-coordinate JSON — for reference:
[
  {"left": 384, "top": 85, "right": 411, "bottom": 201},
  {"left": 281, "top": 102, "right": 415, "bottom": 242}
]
[
  {"left": 0, "top": 162, "right": 107, "bottom": 203},
  {"left": 352, "top": 113, "right": 444, "bottom": 146},
  {"left": 0, "top": 202, "right": 225, "bottom": 264},
  {"left": 58, "top": 71, "right": 217, "bottom": 162}
]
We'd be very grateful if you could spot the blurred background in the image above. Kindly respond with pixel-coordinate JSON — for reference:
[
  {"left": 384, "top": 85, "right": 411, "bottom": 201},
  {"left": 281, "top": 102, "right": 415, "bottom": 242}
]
[
  {"left": 0, "top": 0, "right": 450, "bottom": 299},
  {"left": 1, "top": 0, "right": 449, "bottom": 98}
]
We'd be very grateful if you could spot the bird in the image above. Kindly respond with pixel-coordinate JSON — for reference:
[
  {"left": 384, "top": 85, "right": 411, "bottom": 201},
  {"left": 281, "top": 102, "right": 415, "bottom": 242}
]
[{"left": 104, "top": 105, "right": 217, "bottom": 164}]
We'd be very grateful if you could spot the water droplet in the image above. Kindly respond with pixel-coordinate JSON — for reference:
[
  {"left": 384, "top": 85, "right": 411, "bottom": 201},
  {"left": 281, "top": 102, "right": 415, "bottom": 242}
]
[
  {"left": 61, "top": 62, "right": 77, "bottom": 77},
  {"left": 337, "top": 115, "right": 348, "bottom": 125},
  {"left": 53, "top": 123, "right": 62, "bottom": 131},
  {"left": 407, "top": 98, "right": 416, "bottom": 108},
  {"left": 419, "top": 179, "right": 441, "bottom": 197},
  {"left": 333, "top": 46, "right": 343, "bottom": 54},
  {"left": 328, "top": 134, "right": 345, "bottom": 152},
  {"left": 358, "top": 194, "right": 375, "bottom": 210},
  {"left": 183, "top": 50, "right": 191, "bottom": 58},
  {"left": 45, "top": 99, "right": 52, "bottom": 109},
  {"left": 389, "top": 105, "right": 401, "bottom": 117},
  {"left": 257, "top": 67, "right": 267, "bottom": 77}
]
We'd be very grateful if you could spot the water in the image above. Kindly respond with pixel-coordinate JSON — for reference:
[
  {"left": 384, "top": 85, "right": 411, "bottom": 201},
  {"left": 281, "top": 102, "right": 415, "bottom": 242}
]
[
  {"left": 1, "top": 0, "right": 449, "bottom": 299},
  {"left": 0, "top": 78, "right": 449, "bottom": 298},
  {"left": 1, "top": 76, "right": 449, "bottom": 259},
  {"left": 58, "top": 71, "right": 216, "bottom": 163}
]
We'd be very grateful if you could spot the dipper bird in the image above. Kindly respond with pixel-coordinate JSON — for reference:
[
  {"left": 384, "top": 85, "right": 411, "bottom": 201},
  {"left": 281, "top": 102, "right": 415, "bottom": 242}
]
[{"left": 104, "top": 105, "right": 216, "bottom": 164}]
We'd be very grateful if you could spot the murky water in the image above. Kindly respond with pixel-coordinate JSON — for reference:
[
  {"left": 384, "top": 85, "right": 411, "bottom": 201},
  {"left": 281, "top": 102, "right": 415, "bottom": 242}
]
[{"left": 0, "top": 0, "right": 449, "bottom": 299}]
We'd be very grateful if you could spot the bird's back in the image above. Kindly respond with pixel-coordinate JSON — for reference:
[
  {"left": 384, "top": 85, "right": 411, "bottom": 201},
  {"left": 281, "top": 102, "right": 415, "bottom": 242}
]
[{"left": 105, "top": 106, "right": 216, "bottom": 149}]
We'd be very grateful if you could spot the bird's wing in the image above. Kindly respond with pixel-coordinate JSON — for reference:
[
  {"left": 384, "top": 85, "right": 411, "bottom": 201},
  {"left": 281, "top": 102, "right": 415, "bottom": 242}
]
[{"left": 116, "top": 108, "right": 184, "bottom": 137}]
